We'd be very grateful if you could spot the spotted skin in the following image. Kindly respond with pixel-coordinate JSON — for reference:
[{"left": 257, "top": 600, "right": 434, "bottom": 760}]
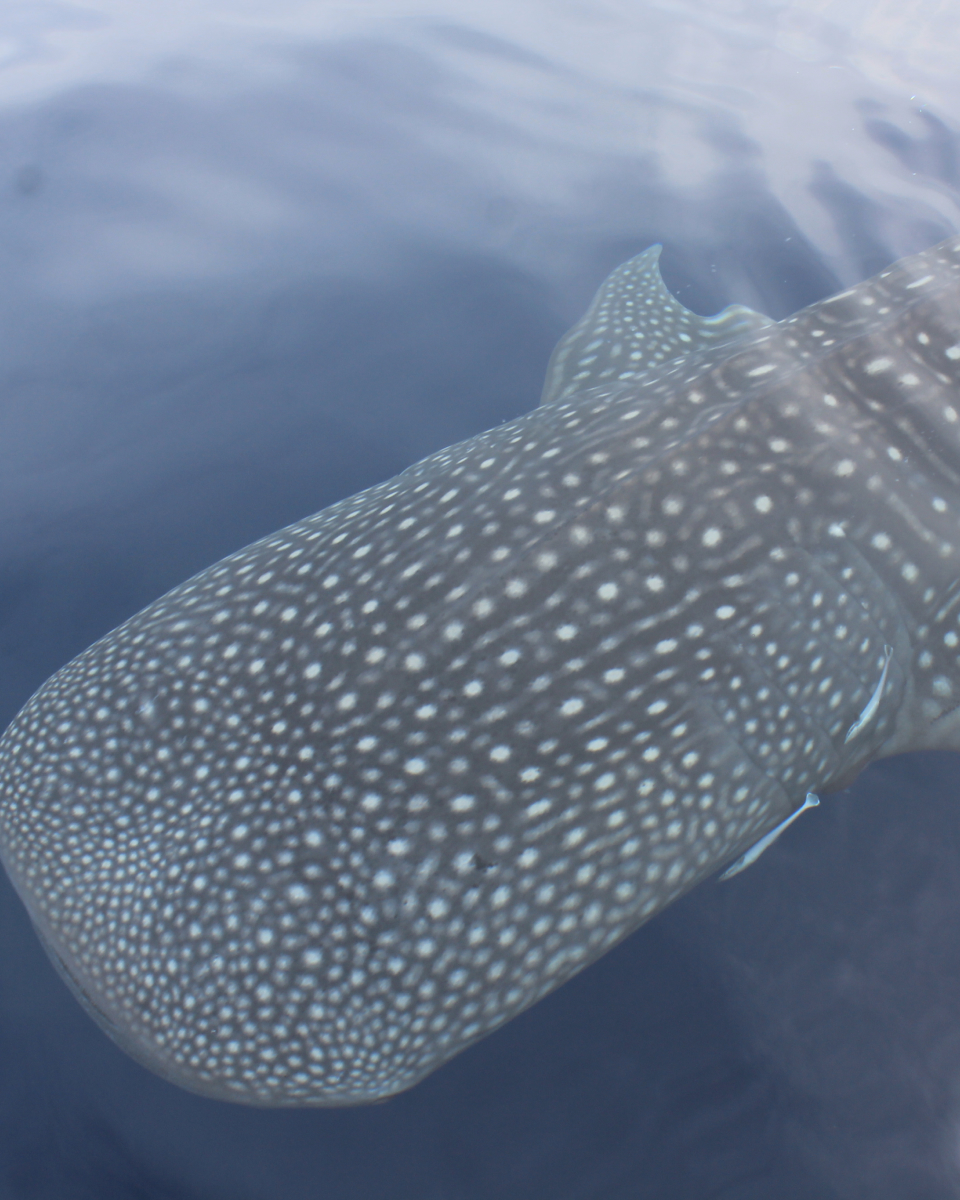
[
  {"left": 540, "top": 244, "right": 774, "bottom": 406},
  {"left": 1, "top": 237, "right": 960, "bottom": 1107}
]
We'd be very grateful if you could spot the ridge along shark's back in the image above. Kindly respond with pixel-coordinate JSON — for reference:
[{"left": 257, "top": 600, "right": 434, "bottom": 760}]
[{"left": 1, "top": 235, "right": 959, "bottom": 1105}]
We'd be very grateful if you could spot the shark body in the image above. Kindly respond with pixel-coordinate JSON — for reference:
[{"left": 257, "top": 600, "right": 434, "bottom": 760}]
[{"left": 1, "top": 236, "right": 959, "bottom": 1105}]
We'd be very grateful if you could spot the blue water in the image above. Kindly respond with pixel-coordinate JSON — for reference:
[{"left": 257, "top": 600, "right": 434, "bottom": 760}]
[{"left": 1, "top": 3, "right": 959, "bottom": 1196}]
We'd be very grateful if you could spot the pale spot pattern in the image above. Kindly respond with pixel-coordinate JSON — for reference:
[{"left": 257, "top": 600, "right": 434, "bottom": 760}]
[
  {"left": 540, "top": 244, "right": 775, "bottom": 405},
  {"left": 1, "top": 236, "right": 960, "bottom": 1109}
]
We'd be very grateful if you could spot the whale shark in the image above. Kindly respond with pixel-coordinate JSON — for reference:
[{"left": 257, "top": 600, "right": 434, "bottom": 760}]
[{"left": 1, "top": 234, "right": 959, "bottom": 1106}]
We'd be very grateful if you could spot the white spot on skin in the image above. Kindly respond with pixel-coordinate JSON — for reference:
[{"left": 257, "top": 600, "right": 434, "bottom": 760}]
[
  {"left": 865, "top": 357, "right": 893, "bottom": 374},
  {"left": 525, "top": 799, "right": 551, "bottom": 819}
]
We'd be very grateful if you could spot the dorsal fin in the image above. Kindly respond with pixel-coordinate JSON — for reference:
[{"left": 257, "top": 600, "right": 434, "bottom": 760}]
[{"left": 540, "top": 244, "right": 774, "bottom": 405}]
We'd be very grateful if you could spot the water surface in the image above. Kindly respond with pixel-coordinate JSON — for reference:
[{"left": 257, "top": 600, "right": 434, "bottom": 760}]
[{"left": 1, "top": 2, "right": 960, "bottom": 1196}]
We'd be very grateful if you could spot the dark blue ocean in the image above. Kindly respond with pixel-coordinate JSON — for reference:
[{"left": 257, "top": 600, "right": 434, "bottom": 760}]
[{"left": 1, "top": 3, "right": 960, "bottom": 1196}]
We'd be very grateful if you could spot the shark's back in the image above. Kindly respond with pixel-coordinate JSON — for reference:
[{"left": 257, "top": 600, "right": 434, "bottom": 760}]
[{"left": 1, "top": 235, "right": 959, "bottom": 1106}]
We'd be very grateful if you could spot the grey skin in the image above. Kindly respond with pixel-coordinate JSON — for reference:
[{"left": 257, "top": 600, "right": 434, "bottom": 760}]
[{"left": 1, "top": 235, "right": 960, "bottom": 1107}]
